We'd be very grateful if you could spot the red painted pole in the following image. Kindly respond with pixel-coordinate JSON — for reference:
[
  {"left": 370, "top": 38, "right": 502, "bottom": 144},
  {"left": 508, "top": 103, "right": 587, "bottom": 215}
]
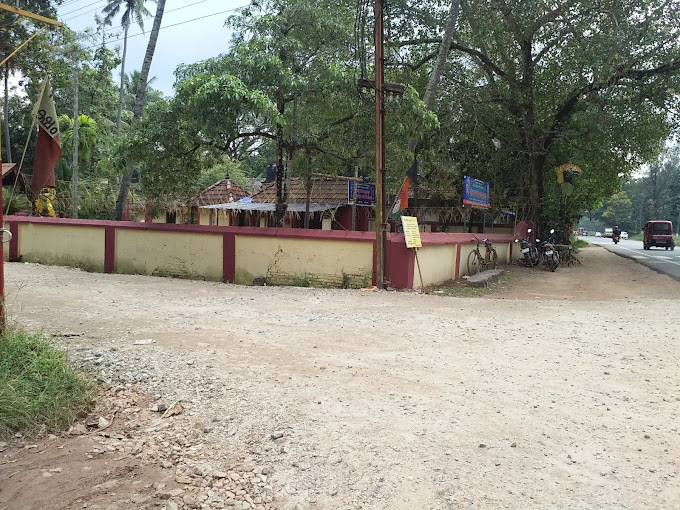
[{"left": 0, "top": 150, "right": 4, "bottom": 333}]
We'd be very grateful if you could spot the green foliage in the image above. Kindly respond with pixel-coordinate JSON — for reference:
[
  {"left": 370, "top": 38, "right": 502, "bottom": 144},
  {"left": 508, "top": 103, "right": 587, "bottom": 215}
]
[
  {"left": 57, "top": 114, "right": 99, "bottom": 181},
  {"left": 2, "top": 187, "right": 31, "bottom": 215},
  {"left": 0, "top": 328, "right": 95, "bottom": 437},
  {"left": 602, "top": 191, "right": 633, "bottom": 226}
]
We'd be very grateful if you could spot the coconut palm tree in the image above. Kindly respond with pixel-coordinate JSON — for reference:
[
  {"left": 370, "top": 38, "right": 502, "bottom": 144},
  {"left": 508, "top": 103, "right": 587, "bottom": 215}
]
[
  {"left": 122, "top": 70, "right": 161, "bottom": 111},
  {"left": 113, "top": 0, "right": 166, "bottom": 221},
  {"left": 102, "top": 0, "right": 153, "bottom": 134}
]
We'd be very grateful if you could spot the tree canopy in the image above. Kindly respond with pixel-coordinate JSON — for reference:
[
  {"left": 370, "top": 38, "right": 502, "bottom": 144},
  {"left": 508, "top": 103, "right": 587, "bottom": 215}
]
[{"left": 1, "top": 0, "right": 679, "bottom": 232}]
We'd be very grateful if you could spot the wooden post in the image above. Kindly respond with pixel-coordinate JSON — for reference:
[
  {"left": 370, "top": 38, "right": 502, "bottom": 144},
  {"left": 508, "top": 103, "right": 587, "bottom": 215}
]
[{"left": 414, "top": 248, "right": 424, "bottom": 292}]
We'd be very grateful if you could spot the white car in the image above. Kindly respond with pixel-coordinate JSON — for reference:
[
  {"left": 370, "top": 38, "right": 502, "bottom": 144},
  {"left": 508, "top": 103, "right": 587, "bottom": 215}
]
[
  {"left": 595, "top": 231, "right": 602, "bottom": 237},
  {"left": 620, "top": 231, "right": 628, "bottom": 240}
]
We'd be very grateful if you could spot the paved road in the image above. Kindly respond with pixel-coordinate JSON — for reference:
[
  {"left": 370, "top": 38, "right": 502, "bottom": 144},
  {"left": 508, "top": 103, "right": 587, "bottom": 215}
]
[{"left": 586, "top": 236, "right": 680, "bottom": 281}]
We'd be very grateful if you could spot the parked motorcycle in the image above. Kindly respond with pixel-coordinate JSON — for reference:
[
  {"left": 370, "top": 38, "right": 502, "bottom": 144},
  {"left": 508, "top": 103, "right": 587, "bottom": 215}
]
[
  {"left": 515, "top": 228, "right": 539, "bottom": 267},
  {"left": 538, "top": 229, "right": 560, "bottom": 272}
]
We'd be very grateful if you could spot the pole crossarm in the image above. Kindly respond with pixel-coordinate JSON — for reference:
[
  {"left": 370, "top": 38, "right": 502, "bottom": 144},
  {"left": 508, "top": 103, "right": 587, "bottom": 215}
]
[{"left": 0, "top": 3, "right": 63, "bottom": 27}]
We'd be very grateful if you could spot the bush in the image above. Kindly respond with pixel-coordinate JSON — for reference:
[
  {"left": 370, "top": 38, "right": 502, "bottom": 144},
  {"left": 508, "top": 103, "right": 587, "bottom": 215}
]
[{"left": 0, "top": 329, "right": 95, "bottom": 437}]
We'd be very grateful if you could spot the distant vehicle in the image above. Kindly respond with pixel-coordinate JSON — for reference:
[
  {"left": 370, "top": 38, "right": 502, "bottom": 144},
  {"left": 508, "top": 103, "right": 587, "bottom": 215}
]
[
  {"left": 620, "top": 231, "right": 628, "bottom": 240},
  {"left": 604, "top": 228, "right": 613, "bottom": 238},
  {"left": 595, "top": 231, "right": 602, "bottom": 237},
  {"left": 643, "top": 221, "right": 675, "bottom": 250},
  {"left": 577, "top": 227, "right": 585, "bottom": 236}
]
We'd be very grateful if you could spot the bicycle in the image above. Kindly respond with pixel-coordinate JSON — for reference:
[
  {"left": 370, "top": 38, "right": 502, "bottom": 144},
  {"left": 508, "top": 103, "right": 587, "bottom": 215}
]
[{"left": 467, "top": 237, "right": 498, "bottom": 275}]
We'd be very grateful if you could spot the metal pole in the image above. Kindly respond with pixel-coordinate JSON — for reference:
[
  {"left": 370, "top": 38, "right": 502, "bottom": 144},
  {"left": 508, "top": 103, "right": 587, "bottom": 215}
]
[
  {"left": 374, "top": 0, "right": 387, "bottom": 288},
  {"left": 72, "top": 63, "right": 79, "bottom": 218}
]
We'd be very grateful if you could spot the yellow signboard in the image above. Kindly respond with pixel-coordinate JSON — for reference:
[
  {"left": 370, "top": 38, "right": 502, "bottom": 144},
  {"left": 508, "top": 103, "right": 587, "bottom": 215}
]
[{"left": 400, "top": 216, "right": 422, "bottom": 248}]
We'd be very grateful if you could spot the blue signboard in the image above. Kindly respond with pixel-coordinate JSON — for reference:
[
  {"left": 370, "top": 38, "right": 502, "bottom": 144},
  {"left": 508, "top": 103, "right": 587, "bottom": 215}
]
[
  {"left": 462, "top": 176, "right": 490, "bottom": 209},
  {"left": 348, "top": 181, "right": 376, "bottom": 206}
]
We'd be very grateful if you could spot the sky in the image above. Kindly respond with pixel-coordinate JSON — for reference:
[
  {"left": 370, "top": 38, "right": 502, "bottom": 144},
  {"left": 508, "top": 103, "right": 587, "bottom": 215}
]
[{"left": 57, "top": 0, "right": 249, "bottom": 96}]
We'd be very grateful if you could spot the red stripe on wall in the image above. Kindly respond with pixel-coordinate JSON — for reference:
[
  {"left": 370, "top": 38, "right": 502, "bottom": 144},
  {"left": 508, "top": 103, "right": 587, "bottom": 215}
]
[
  {"left": 104, "top": 226, "right": 115, "bottom": 273},
  {"left": 455, "top": 242, "right": 461, "bottom": 280},
  {"left": 223, "top": 233, "right": 236, "bottom": 283}
]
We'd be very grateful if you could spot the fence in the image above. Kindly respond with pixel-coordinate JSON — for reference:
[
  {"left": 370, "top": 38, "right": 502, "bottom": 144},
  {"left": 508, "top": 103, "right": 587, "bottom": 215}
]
[{"left": 3, "top": 216, "right": 518, "bottom": 289}]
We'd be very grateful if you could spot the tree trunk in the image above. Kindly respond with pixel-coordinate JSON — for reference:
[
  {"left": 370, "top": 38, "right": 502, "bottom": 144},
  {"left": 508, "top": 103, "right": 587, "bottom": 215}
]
[
  {"left": 274, "top": 90, "right": 286, "bottom": 227},
  {"left": 133, "top": 0, "right": 165, "bottom": 121},
  {"left": 72, "top": 66, "right": 79, "bottom": 218},
  {"left": 408, "top": 0, "right": 460, "bottom": 204},
  {"left": 113, "top": 0, "right": 166, "bottom": 221},
  {"left": 3, "top": 64, "right": 12, "bottom": 163},
  {"left": 115, "top": 24, "right": 129, "bottom": 134},
  {"left": 421, "top": 0, "right": 460, "bottom": 111},
  {"left": 304, "top": 175, "right": 311, "bottom": 229}
]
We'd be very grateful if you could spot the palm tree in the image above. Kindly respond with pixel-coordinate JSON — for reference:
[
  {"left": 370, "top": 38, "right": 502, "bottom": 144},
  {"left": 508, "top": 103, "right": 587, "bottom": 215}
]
[
  {"left": 113, "top": 0, "right": 166, "bottom": 221},
  {"left": 102, "top": 0, "right": 153, "bottom": 134},
  {"left": 58, "top": 114, "right": 98, "bottom": 179},
  {"left": 123, "top": 70, "right": 161, "bottom": 111}
]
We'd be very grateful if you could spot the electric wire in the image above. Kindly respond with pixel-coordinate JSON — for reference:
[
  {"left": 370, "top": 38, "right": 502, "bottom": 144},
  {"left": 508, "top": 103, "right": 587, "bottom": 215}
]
[
  {"left": 60, "top": 0, "right": 107, "bottom": 18},
  {"left": 80, "top": 6, "right": 246, "bottom": 52},
  {"left": 62, "top": 0, "right": 211, "bottom": 27}
]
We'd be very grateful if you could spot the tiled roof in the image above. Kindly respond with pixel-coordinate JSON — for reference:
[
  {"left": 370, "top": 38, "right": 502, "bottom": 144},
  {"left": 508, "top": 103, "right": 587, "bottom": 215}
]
[
  {"left": 250, "top": 177, "right": 350, "bottom": 205},
  {"left": 1, "top": 163, "right": 18, "bottom": 177},
  {"left": 189, "top": 179, "right": 249, "bottom": 206}
]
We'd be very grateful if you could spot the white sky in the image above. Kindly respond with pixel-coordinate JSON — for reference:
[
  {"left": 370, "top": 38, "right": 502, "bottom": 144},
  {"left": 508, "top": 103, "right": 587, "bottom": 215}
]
[{"left": 57, "top": 0, "right": 248, "bottom": 96}]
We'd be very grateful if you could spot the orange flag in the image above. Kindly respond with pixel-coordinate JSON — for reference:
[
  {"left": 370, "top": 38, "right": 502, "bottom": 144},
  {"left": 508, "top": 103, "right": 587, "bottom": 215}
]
[{"left": 31, "top": 76, "right": 61, "bottom": 196}]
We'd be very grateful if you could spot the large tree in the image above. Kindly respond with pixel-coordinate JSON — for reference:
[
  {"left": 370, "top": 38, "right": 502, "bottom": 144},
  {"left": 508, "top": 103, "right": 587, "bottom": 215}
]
[{"left": 446, "top": 0, "right": 680, "bottom": 234}]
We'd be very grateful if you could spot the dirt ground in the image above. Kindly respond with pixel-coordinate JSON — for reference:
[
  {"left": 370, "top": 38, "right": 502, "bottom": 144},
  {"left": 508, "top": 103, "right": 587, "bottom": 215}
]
[{"left": 1, "top": 244, "right": 680, "bottom": 510}]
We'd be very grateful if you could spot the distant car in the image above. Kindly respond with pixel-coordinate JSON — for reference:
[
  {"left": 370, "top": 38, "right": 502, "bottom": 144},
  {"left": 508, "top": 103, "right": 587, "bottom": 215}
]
[
  {"left": 583, "top": 231, "right": 588, "bottom": 236},
  {"left": 604, "top": 228, "right": 613, "bottom": 238},
  {"left": 595, "top": 231, "right": 602, "bottom": 237},
  {"left": 620, "top": 231, "right": 628, "bottom": 240}
]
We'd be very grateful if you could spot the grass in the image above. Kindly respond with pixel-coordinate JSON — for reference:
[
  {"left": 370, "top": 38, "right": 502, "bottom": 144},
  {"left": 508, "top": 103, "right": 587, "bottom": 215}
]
[
  {"left": 571, "top": 238, "right": 589, "bottom": 250},
  {"left": 430, "top": 272, "right": 514, "bottom": 297},
  {"left": 0, "top": 328, "right": 95, "bottom": 438}
]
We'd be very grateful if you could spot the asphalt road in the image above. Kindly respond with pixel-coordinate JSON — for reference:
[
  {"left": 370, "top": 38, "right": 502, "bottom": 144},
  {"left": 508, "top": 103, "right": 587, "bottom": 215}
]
[{"left": 586, "top": 235, "right": 680, "bottom": 281}]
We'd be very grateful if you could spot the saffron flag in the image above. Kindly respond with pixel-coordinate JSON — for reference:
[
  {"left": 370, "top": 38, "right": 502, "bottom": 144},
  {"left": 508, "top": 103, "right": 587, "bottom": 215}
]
[
  {"left": 391, "top": 176, "right": 410, "bottom": 215},
  {"left": 31, "top": 76, "right": 61, "bottom": 196},
  {"left": 390, "top": 159, "right": 418, "bottom": 215}
]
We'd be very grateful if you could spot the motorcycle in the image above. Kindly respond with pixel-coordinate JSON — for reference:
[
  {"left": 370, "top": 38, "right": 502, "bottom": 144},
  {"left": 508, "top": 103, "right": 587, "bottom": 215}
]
[
  {"left": 538, "top": 229, "right": 560, "bottom": 272},
  {"left": 613, "top": 234, "right": 620, "bottom": 244},
  {"left": 515, "top": 228, "right": 539, "bottom": 267},
  {"left": 543, "top": 229, "right": 560, "bottom": 272}
]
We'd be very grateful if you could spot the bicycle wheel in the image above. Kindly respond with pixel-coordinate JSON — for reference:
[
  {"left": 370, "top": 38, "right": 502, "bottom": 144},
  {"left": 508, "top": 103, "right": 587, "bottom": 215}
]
[
  {"left": 467, "top": 249, "right": 481, "bottom": 275},
  {"left": 490, "top": 249, "right": 498, "bottom": 269}
]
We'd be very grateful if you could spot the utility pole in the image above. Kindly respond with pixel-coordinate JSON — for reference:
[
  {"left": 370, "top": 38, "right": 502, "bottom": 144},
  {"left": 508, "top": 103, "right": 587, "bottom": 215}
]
[
  {"left": 72, "top": 62, "right": 79, "bottom": 218},
  {"left": 374, "top": 0, "right": 387, "bottom": 288}
]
